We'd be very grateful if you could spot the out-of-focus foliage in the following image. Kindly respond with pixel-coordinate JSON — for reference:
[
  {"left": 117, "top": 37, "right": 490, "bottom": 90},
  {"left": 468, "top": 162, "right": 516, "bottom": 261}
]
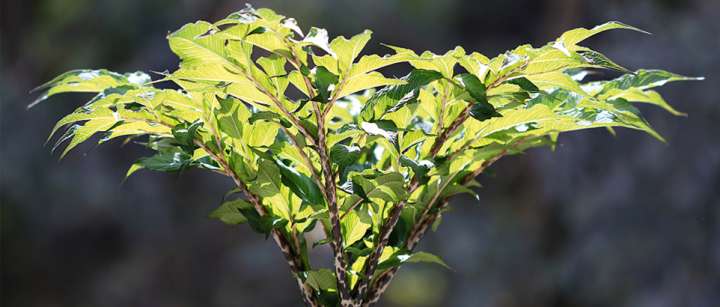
[{"left": 31, "top": 5, "right": 700, "bottom": 307}]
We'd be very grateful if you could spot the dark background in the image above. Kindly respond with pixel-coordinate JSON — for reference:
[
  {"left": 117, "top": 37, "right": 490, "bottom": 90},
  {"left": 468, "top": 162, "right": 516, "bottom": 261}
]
[{"left": 1, "top": 0, "right": 718, "bottom": 306}]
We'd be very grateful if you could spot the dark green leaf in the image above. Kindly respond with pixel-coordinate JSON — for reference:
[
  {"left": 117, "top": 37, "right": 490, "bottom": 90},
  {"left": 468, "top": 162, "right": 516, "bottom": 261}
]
[
  {"left": 457, "top": 73, "right": 501, "bottom": 121},
  {"left": 171, "top": 121, "right": 202, "bottom": 147},
  {"left": 229, "top": 151, "right": 256, "bottom": 181},
  {"left": 399, "top": 156, "right": 433, "bottom": 184},
  {"left": 377, "top": 250, "right": 451, "bottom": 271},
  {"left": 469, "top": 102, "right": 502, "bottom": 122},
  {"left": 137, "top": 150, "right": 192, "bottom": 172},
  {"left": 313, "top": 66, "right": 339, "bottom": 103},
  {"left": 457, "top": 73, "right": 487, "bottom": 102},
  {"left": 360, "top": 69, "right": 443, "bottom": 121},
  {"left": 577, "top": 49, "right": 629, "bottom": 72},
  {"left": 330, "top": 144, "right": 362, "bottom": 168},
  {"left": 276, "top": 159, "right": 325, "bottom": 205},
  {"left": 507, "top": 77, "right": 539, "bottom": 93},
  {"left": 210, "top": 199, "right": 253, "bottom": 225}
]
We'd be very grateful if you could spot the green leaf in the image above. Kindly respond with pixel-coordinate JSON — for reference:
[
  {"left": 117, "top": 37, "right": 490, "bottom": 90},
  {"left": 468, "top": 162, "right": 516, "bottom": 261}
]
[
  {"left": 457, "top": 73, "right": 487, "bottom": 101},
  {"left": 303, "top": 27, "right": 336, "bottom": 57},
  {"left": 60, "top": 117, "right": 119, "bottom": 158},
  {"left": 360, "top": 69, "right": 443, "bottom": 121},
  {"left": 304, "top": 269, "right": 337, "bottom": 291},
  {"left": 169, "top": 64, "right": 273, "bottom": 106},
  {"left": 330, "top": 29, "right": 373, "bottom": 73},
  {"left": 458, "top": 52, "right": 491, "bottom": 81},
  {"left": 336, "top": 72, "right": 405, "bottom": 99},
  {"left": 404, "top": 251, "right": 451, "bottom": 269},
  {"left": 124, "top": 163, "right": 144, "bottom": 179},
  {"left": 351, "top": 172, "right": 406, "bottom": 203},
  {"left": 330, "top": 144, "right": 362, "bottom": 168},
  {"left": 601, "top": 88, "right": 685, "bottom": 116},
  {"left": 377, "top": 250, "right": 450, "bottom": 271},
  {"left": 276, "top": 159, "right": 325, "bottom": 206},
  {"left": 598, "top": 69, "right": 704, "bottom": 93},
  {"left": 257, "top": 54, "right": 289, "bottom": 95},
  {"left": 576, "top": 49, "right": 629, "bottom": 72},
  {"left": 248, "top": 160, "right": 293, "bottom": 219},
  {"left": 245, "top": 120, "right": 280, "bottom": 147},
  {"left": 171, "top": 121, "right": 202, "bottom": 146},
  {"left": 556, "top": 21, "right": 649, "bottom": 51},
  {"left": 526, "top": 71, "right": 589, "bottom": 95},
  {"left": 341, "top": 210, "right": 371, "bottom": 247},
  {"left": 507, "top": 77, "right": 539, "bottom": 92},
  {"left": 30, "top": 70, "right": 148, "bottom": 108},
  {"left": 458, "top": 73, "right": 502, "bottom": 122},
  {"left": 399, "top": 156, "right": 433, "bottom": 184},
  {"left": 313, "top": 66, "right": 339, "bottom": 103},
  {"left": 210, "top": 199, "right": 253, "bottom": 225},
  {"left": 469, "top": 103, "right": 502, "bottom": 122},
  {"left": 168, "top": 21, "right": 243, "bottom": 70},
  {"left": 228, "top": 151, "right": 256, "bottom": 181},
  {"left": 137, "top": 150, "right": 193, "bottom": 172},
  {"left": 216, "top": 97, "right": 247, "bottom": 139}
]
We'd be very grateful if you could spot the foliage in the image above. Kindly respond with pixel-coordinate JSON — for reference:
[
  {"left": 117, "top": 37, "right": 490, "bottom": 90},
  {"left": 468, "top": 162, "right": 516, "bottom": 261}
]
[{"left": 32, "top": 5, "right": 700, "bottom": 306}]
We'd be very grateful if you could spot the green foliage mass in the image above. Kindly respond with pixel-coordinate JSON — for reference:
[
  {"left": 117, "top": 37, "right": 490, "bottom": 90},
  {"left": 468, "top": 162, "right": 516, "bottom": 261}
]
[{"left": 32, "top": 5, "right": 701, "bottom": 306}]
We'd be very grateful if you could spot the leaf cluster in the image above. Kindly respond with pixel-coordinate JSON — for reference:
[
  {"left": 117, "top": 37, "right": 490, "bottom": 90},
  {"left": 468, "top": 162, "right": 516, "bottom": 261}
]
[{"left": 32, "top": 5, "right": 700, "bottom": 306}]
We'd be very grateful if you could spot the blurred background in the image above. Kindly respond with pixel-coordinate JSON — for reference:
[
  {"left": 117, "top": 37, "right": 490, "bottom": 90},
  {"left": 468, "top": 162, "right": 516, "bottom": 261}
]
[{"left": 1, "top": 0, "right": 718, "bottom": 306}]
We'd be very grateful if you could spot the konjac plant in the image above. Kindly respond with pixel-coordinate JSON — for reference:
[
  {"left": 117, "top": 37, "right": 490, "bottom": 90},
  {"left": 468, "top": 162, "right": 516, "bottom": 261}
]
[{"left": 32, "top": 6, "right": 701, "bottom": 306}]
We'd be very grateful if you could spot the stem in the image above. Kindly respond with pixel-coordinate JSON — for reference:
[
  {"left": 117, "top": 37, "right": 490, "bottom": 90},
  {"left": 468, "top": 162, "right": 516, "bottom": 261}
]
[
  {"left": 287, "top": 44, "right": 355, "bottom": 304},
  {"left": 312, "top": 100, "right": 354, "bottom": 305}
]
